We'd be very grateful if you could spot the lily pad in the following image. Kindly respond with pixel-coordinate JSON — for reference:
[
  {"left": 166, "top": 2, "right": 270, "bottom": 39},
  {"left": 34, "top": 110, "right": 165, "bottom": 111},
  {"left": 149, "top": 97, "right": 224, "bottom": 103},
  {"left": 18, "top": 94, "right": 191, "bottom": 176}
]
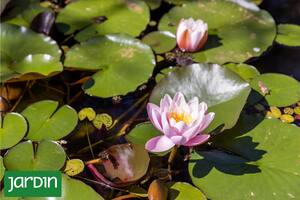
[
  {"left": 0, "top": 23, "right": 62, "bottom": 82},
  {"left": 150, "top": 63, "right": 251, "bottom": 131},
  {"left": 276, "top": 24, "right": 300, "bottom": 47},
  {"left": 0, "top": 156, "right": 4, "bottom": 181},
  {"left": 167, "top": 182, "right": 206, "bottom": 200},
  {"left": 0, "top": 112, "right": 27, "bottom": 150},
  {"left": 0, "top": 174, "right": 104, "bottom": 200},
  {"left": 21, "top": 100, "right": 78, "bottom": 141},
  {"left": 4, "top": 140, "right": 66, "bottom": 170},
  {"left": 158, "top": 0, "right": 276, "bottom": 64},
  {"left": 56, "top": 0, "right": 150, "bottom": 41},
  {"left": 189, "top": 116, "right": 300, "bottom": 200},
  {"left": 142, "top": 31, "right": 176, "bottom": 54},
  {"left": 144, "top": 0, "right": 162, "bottom": 10},
  {"left": 126, "top": 122, "right": 161, "bottom": 146},
  {"left": 2, "top": 0, "right": 49, "bottom": 27},
  {"left": 64, "top": 34, "right": 155, "bottom": 97},
  {"left": 225, "top": 63, "right": 260, "bottom": 82},
  {"left": 250, "top": 73, "right": 300, "bottom": 107}
]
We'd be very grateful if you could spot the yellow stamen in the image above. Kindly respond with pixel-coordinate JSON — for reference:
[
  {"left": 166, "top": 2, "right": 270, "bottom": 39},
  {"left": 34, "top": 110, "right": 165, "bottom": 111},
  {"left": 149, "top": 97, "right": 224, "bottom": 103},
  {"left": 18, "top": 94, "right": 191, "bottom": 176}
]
[{"left": 168, "top": 112, "right": 193, "bottom": 125}]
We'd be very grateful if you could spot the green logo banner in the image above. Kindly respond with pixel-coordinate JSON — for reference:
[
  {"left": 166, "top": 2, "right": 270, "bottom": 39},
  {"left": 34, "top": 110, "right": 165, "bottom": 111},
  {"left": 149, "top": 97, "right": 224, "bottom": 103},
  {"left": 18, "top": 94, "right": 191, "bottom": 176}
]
[{"left": 4, "top": 171, "right": 62, "bottom": 197}]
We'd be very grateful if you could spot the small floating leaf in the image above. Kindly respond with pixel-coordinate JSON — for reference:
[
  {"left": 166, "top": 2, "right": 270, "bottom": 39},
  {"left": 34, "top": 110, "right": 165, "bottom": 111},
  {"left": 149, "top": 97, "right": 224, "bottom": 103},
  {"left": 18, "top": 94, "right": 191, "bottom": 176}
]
[
  {"left": 78, "top": 107, "right": 96, "bottom": 121},
  {"left": 294, "top": 107, "right": 300, "bottom": 115},
  {"left": 280, "top": 114, "right": 294, "bottom": 123},
  {"left": 283, "top": 107, "right": 294, "bottom": 115},
  {"left": 92, "top": 113, "right": 113, "bottom": 130},
  {"left": 64, "top": 159, "right": 85, "bottom": 176},
  {"left": 276, "top": 24, "right": 300, "bottom": 47},
  {"left": 269, "top": 106, "right": 282, "bottom": 119},
  {"left": 167, "top": 182, "right": 206, "bottom": 200}
]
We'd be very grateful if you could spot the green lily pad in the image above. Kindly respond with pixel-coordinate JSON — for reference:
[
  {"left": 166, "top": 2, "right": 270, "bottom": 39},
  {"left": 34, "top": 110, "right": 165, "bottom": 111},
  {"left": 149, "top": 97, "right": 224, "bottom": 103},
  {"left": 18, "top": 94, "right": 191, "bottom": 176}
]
[
  {"left": 225, "top": 63, "right": 260, "bottom": 82},
  {"left": 2, "top": 0, "right": 49, "bottom": 27},
  {"left": 56, "top": 0, "right": 150, "bottom": 41},
  {"left": 144, "top": 0, "right": 162, "bottom": 10},
  {"left": 142, "top": 31, "right": 176, "bottom": 54},
  {"left": 4, "top": 140, "right": 66, "bottom": 170},
  {"left": 0, "top": 112, "right": 27, "bottom": 150},
  {"left": 0, "top": 23, "right": 62, "bottom": 82},
  {"left": 0, "top": 156, "right": 4, "bottom": 181},
  {"left": 0, "top": 175, "right": 104, "bottom": 200},
  {"left": 64, "top": 34, "right": 155, "bottom": 97},
  {"left": 150, "top": 63, "right": 251, "bottom": 131},
  {"left": 126, "top": 122, "right": 161, "bottom": 145},
  {"left": 167, "top": 182, "right": 206, "bottom": 200},
  {"left": 250, "top": 73, "right": 300, "bottom": 107},
  {"left": 21, "top": 100, "right": 78, "bottom": 141},
  {"left": 164, "top": 0, "right": 262, "bottom": 6},
  {"left": 276, "top": 24, "right": 300, "bottom": 47},
  {"left": 158, "top": 0, "right": 276, "bottom": 64},
  {"left": 189, "top": 116, "right": 300, "bottom": 200}
]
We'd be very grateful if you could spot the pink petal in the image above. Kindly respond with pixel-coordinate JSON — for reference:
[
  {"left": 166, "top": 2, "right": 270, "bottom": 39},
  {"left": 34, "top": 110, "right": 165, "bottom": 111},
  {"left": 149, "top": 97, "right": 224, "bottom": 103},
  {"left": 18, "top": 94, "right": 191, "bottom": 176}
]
[
  {"left": 197, "top": 112, "right": 215, "bottom": 133},
  {"left": 170, "top": 135, "right": 186, "bottom": 145},
  {"left": 160, "top": 94, "right": 172, "bottom": 112},
  {"left": 147, "top": 103, "right": 163, "bottom": 132},
  {"left": 182, "top": 118, "right": 203, "bottom": 140},
  {"left": 145, "top": 136, "right": 175, "bottom": 153},
  {"left": 161, "top": 111, "right": 175, "bottom": 137},
  {"left": 183, "top": 134, "right": 210, "bottom": 147}
]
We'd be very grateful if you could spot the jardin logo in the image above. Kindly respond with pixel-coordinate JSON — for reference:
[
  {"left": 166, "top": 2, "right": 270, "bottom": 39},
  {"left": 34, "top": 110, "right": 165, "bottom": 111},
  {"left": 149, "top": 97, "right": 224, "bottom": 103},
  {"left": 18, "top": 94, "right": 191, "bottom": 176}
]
[{"left": 4, "top": 171, "right": 62, "bottom": 197}]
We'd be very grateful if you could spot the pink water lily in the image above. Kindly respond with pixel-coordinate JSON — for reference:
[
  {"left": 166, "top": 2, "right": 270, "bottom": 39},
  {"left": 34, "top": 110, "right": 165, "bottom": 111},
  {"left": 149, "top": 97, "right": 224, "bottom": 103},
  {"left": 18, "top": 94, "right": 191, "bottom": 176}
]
[
  {"left": 145, "top": 92, "right": 215, "bottom": 153},
  {"left": 176, "top": 18, "right": 208, "bottom": 52}
]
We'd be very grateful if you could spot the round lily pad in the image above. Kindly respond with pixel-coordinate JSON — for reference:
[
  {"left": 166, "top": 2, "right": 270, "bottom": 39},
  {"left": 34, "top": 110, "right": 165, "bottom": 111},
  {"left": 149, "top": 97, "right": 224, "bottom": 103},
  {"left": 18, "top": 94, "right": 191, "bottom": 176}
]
[
  {"left": 189, "top": 116, "right": 300, "bottom": 200},
  {"left": 2, "top": 0, "right": 49, "bottom": 27},
  {"left": 158, "top": 0, "right": 276, "bottom": 64},
  {"left": 64, "top": 159, "right": 85, "bottom": 176},
  {"left": 276, "top": 24, "right": 300, "bottom": 47},
  {"left": 4, "top": 140, "right": 66, "bottom": 170},
  {"left": 56, "top": 0, "right": 150, "bottom": 41},
  {"left": 64, "top": 34, "right": 155, "bottom": 97},
  {"left": 225, "top": 63, "right": 260, "bottom": 82},
  {"left": 167, "top": 182, "right": 206, "bottom": 200},
  {"left": 0, "top": 112, "right": 27, "bottom": 150},
  {"left": 0, "top": 23, "right": 62, "bottom": 82},
  {"left": 0, "top": 156, "right": 4, "bottom": 181},
  {"left": 250, "top": 73, "right": 300, "bottom": 107},
  {"left": 150, "top": 63, "right": 251, "bottom": 131},
  {"left": 142, "top": 31, "right": 176, "bottom": 54},
  {"left": 126, "top": 122, "right": 161, "bottom": 146},
  {"left": 21, "top": 100, "right": 78, "bottom": 141}
]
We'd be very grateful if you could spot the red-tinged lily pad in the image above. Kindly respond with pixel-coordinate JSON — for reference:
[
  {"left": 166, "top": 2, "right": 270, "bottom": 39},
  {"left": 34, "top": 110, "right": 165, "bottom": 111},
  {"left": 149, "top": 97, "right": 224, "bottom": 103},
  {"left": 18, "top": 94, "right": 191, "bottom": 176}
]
[{"left": 90, "top": 143, "right": 150, "bottom": 184}]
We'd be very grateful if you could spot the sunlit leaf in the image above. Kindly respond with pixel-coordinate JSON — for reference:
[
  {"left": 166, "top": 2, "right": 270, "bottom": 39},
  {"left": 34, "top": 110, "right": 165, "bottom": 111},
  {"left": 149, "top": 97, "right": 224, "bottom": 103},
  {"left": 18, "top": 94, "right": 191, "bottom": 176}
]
[{"left": 4, "top": 140, "right": 66, "bottom": 170}]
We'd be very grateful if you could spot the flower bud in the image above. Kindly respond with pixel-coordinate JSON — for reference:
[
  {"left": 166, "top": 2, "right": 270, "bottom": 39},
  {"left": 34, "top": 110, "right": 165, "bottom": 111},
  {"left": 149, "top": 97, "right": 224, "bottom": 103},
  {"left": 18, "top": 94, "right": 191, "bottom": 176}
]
[{"left": 176, "top": 18, "right": 208, "bottom": 52}]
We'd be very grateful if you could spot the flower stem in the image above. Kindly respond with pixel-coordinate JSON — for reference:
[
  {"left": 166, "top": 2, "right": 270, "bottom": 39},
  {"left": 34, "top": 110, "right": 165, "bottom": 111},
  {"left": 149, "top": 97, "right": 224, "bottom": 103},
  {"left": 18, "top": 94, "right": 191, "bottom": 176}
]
[{"left": 168, "top": 145, "right": 179, "bottom": 178}]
